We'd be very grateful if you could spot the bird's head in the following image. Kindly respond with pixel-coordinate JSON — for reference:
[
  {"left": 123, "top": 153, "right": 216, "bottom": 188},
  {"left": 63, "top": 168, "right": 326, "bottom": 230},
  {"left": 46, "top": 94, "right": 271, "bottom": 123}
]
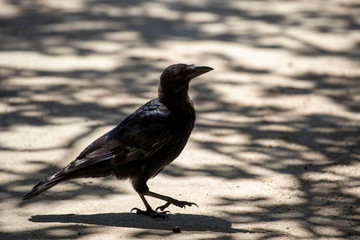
[{"left": 159, "top": 64, "right": 213, "bottom": 97}]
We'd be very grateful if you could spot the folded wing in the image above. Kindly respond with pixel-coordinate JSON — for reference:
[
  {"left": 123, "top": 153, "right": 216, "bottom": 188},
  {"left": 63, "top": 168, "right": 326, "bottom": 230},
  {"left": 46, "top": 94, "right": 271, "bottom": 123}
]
[{"left": 65, "top": 99, "right": 174, "bottom": 177}]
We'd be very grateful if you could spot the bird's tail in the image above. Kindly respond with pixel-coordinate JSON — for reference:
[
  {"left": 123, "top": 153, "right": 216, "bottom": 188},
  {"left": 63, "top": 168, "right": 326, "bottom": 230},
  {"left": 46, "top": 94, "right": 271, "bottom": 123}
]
[
  {"left": 23, "top": 156, "right": 114, "bottom": 200},
  {"left": 23, "top": 171, "right": 67, "bottom": 200}
]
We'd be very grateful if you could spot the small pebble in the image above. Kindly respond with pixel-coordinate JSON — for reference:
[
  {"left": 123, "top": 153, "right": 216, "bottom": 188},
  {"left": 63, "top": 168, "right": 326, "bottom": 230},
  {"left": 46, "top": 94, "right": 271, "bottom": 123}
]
[{"left": 172, "top": 226, "right": 181, "bottom": 233}]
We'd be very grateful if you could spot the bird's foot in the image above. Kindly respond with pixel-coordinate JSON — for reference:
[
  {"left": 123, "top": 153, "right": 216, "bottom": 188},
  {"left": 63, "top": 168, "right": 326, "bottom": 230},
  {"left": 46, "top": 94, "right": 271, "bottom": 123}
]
[
  {"left": 131, "top": 208, "right": 170, "bottom": 219},
  {"left": 155, "top": 199, "right": 198, "bottom": 212}
]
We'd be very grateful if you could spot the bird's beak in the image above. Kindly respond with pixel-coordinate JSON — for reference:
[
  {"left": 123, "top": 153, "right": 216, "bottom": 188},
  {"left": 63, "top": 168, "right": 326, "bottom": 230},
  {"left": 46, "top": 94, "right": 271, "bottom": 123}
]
[{"left": 187, "top": 65, "right": 213, "bottom": 80}]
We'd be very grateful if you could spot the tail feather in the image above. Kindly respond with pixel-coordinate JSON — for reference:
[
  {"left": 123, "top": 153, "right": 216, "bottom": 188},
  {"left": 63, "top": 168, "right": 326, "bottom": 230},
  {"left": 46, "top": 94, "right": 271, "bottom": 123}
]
[
  {"left": 23, "top": 157, "right": 115, "bottom": 200},
  {"left": 23, "top": 172, "right": 66, "bottom": 200}
]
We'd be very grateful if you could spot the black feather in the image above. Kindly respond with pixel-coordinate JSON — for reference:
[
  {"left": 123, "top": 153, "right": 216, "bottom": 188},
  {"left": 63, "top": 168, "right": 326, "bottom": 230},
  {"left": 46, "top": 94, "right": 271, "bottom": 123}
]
[{"left": 23, "top": 64, "right": 213, "bottom": 208}]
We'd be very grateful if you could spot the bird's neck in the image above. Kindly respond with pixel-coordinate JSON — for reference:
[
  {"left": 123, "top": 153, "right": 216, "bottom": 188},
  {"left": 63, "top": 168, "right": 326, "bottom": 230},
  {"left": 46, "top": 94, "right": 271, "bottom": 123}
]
[{"left": 158, "top": 89, "right": 195, "bottom": 118}]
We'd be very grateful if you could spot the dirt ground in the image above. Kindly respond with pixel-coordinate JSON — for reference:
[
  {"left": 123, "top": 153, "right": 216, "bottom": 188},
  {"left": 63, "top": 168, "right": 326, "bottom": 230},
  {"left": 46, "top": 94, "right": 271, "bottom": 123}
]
[{"left": 1, "top": 0, "right": 360, "bottom": 239}]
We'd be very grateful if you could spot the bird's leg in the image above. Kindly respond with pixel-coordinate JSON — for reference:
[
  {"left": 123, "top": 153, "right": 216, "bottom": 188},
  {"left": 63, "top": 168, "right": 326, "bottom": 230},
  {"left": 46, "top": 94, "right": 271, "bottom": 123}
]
[
  {"left": 144, "top": 191, "right": 198, "bottom": 212},
  {"left": 131, "top": 194, "right": 169, "bottom": 218}
]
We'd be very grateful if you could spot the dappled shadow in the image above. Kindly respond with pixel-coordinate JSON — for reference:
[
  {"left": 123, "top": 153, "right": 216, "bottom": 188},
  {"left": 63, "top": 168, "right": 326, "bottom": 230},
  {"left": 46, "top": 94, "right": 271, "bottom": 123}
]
[
  {"left": 1, "top": 0, "right": 360, "bottom": 239},
  {"left": 0, "top": 225, "right": 94, "bottom": 240}
]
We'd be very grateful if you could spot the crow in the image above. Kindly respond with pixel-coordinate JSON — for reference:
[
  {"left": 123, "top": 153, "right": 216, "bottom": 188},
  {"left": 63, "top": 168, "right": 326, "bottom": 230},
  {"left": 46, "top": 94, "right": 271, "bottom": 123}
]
[{"left": 23, "top": 63, "right": 213, "bottom": 218}]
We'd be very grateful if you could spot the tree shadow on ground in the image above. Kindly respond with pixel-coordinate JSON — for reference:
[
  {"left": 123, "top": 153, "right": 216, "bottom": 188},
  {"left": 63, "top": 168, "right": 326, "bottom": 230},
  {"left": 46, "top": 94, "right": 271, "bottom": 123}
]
[{"left": 1, "top": 0, "right": 360, "bottom": 239}]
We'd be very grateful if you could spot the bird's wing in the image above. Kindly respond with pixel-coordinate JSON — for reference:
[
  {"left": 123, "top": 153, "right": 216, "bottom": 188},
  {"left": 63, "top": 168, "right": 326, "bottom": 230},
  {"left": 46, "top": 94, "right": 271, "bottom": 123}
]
[{"left": 62, "top": 99, "right": 174, "bottom": 175}]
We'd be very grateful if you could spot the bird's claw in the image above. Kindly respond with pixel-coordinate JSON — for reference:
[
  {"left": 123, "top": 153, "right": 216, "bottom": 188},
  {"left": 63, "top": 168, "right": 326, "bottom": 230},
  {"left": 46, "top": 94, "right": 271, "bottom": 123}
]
[
  {"left": 156, "top": 200, "right": 198, "bottom": 211},
  {"left": 131, "top": 207, "right": 169, "bottom": 219},
  {"left": 155, "top": 201, "right": 171, "bottom": 212},
  {"left": 131, "top": 207, "right": 140, "bottom": 213}
]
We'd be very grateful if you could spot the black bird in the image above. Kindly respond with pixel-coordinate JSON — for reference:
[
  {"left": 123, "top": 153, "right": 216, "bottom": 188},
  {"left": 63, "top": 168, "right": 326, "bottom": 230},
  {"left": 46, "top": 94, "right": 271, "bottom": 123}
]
[{"left": 23, "top": 63, "right": 213, "bottom": 218}]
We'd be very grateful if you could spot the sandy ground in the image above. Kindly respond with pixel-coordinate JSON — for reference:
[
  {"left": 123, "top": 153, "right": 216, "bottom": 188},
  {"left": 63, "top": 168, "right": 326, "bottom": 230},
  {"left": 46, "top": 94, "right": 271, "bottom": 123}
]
[{"left": 1, "top": 0, "right": 360, "bottom": 239}]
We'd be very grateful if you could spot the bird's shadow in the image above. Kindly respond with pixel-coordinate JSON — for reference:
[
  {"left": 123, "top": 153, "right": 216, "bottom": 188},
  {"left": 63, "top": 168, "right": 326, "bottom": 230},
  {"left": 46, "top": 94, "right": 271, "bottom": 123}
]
[{"left": 29, "top": 212, "right": 249, "bottom": 234}]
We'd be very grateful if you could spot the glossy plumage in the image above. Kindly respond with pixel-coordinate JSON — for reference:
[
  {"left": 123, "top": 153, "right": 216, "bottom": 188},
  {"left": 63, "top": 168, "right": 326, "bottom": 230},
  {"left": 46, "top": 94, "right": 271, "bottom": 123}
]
[{"left": 23, "top": 64, "right": 213, "bottom": 218}]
